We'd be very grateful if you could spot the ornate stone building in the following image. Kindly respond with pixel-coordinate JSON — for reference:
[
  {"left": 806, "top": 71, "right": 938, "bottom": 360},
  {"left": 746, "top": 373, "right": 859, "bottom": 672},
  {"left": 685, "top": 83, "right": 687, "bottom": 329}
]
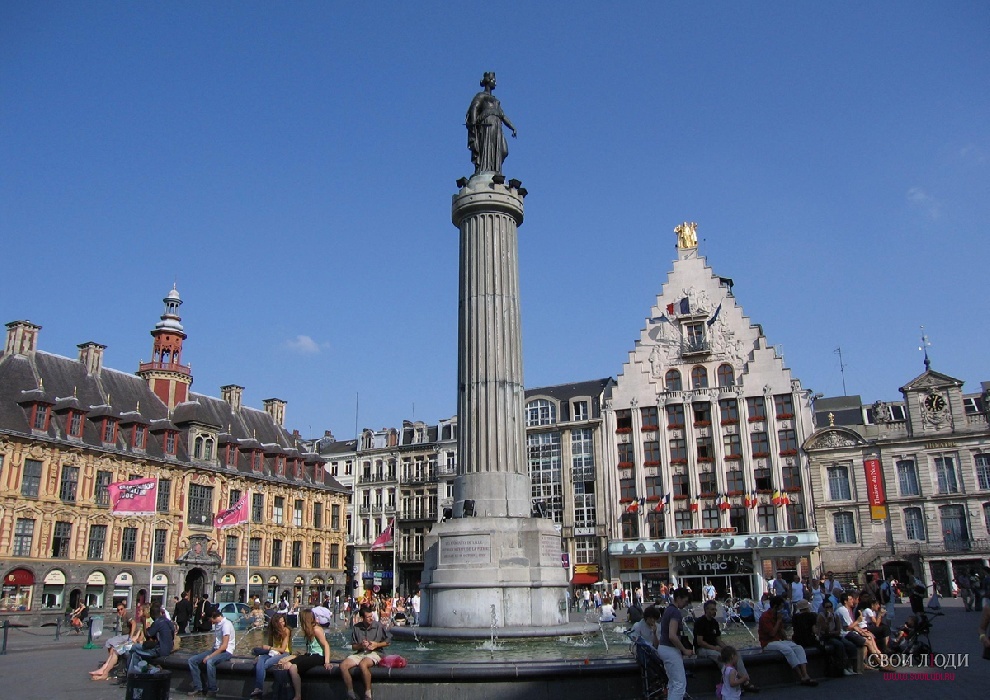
[
  {"left": 803, "top": 363, "right": 990, "bottom": 593},
  {"left": 0, "top": 289, "right": 348, "bottom": 624},
  {"left": 604, "top": 225, "right": 819, "bottom": 601}
]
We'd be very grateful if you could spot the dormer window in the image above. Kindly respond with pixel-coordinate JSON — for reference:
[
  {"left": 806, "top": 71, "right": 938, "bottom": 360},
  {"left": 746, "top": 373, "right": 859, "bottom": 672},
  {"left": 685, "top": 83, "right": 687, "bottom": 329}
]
[
  {"left": 193, "top": 435, "right": 215, "bottom": 461},
  {"left": 101, "top": 418, "right": 118, "bottom": 443},
  {"left": 293, "top": 459, "right": 302, "bottom": 479},
  {"left": 133, "top": 425, "right": 147, "bottom": 449},
  {"left": 68, "top": 411, "right": 83, "bottom": 438},
  {"left": 275, "top": 456, "right": 286, "bottom": 476},
  {"left": 164, "top": 430, "right": 177, "bottom": 455},
  {"left": 223, "top": 444, "right": 239, "bottom": 467},
  {"left": 31, "top": 404, "right": 51, "bottom": 431},
  {"left": 251, "top": 451, "right": 263, "bottom": 472},
  {"left": 526, "top": 399, "right": 556, "bottom": 426}
]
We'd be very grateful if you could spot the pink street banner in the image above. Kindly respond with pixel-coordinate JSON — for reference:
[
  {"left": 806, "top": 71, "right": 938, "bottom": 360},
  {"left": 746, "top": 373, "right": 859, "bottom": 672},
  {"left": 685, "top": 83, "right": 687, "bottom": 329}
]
[
  {"left": 214, "top": 495, "right": 249, "bottom": 529},
  {"left": 370, "top": 519, "right": 394, "bottom": 550},
  {"left": 108, "top": 477, "right": 158, "bottom": 514}
]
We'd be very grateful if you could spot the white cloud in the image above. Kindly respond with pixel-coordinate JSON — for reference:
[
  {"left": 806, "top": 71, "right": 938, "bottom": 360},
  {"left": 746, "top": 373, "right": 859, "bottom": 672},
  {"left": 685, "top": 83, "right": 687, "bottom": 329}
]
[
  {"left": 906, "top": 187, "right": 941, "bottom": 220},
  {"left": 282, "top": 334, "right": 326, "bottom": 354}
]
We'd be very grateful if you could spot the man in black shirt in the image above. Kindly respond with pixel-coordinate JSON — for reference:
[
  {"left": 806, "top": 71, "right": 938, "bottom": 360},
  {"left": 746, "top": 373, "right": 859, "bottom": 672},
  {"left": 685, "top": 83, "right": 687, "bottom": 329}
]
[
  {"left": 173, "top": 591, "right": 193, "bottom": 635},
  {"left": 693, "top": 600, "right": 759, "bottom": 692}
]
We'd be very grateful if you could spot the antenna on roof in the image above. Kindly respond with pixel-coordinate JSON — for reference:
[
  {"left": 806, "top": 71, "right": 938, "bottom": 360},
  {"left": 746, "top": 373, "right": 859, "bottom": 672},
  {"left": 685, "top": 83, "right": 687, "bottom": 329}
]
[
  {"left": 919, "top": 325, "right": 932, "bottom": 370},
  {"left": 834, "top": 347, "right": 848, "bottom": 397}
]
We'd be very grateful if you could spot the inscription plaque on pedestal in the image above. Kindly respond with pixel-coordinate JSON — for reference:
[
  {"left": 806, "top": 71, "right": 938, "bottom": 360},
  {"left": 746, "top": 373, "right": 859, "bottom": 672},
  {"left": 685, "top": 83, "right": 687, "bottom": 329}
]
[
  {"left": 539, "top": 534, "right": 560, "bottom": 566},
  {"left": 441, "top": 534, "right": 493, "bottom": 565}
]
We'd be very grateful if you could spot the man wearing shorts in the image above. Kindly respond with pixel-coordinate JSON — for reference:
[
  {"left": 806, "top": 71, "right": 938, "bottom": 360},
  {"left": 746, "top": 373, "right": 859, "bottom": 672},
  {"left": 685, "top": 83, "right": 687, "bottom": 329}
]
[{"left": 340, "top": 604, "right": 391, "bottom": 700}]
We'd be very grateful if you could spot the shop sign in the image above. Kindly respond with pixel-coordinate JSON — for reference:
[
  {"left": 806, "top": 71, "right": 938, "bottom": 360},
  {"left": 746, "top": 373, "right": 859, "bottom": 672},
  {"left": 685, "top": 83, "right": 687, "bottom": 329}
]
[
  {"left": 619, "top": 558, "right": 639, "bottom": 571},
  {"left": 87, "top": 572, "right": 106, "bottom": 586},
  {"left": 676, "top": 553, "right": 754, "bottom": 576},
  {"left": 221, "top": 573, "right": 236, "bottom": 584},
  {"left": 44, "top": 570, "right": 66, "bottom": 585},
  {"left": 609, "top": 531, "right": 819, "bottom": 556},
  {"left": 616, "top": 556, "right": 668, "bottom": 571},
  {"left": 152, "top": 573, "right": 168, "bottom": 584},
  {"left": 114, "top": 572, "right": 132, "bottom": 585},
  {"left": 776, "top": 558, "right": 796, "bottom": 570},
  {"left": 863, "top": 458, "right": 888, "bottom": 520},
  {"left": 682, "top": 528, "right": 737, "bottom": 536},
  {"left": 574, "top": 527, "right": 596, "bottom": 536},
  {"left": 574, "top": 564, "right": 600, "bottom": 575}
]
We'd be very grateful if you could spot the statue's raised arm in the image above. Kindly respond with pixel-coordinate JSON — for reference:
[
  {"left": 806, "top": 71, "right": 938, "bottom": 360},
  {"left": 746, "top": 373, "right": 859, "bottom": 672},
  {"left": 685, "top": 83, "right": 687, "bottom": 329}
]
[{"left": 466, "top": 72, "right": 515, "bottom": 176}]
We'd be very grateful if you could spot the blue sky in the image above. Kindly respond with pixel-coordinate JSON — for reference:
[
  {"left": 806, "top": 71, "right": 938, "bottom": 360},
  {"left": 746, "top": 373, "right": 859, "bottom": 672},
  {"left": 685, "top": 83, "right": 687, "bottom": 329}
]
[{"left": 2, "top": 2, "right": 988, "bottom": 438}]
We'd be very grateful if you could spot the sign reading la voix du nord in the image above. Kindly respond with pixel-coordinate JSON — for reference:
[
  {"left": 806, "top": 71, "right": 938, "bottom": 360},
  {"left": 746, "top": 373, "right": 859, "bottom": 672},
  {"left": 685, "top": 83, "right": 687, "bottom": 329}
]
[{"left": 608, "top": 531, "right": 819, "bottom": 556}]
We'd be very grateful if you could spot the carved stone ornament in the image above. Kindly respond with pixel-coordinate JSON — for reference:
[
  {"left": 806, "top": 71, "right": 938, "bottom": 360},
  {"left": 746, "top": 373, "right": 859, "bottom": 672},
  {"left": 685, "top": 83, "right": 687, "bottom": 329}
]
[
  {"left": 807, "top": 431, "right": 859, "bottom": 450},
  {"left": 870, "top": 401, "right": 892, "bottom": 424},
  {"left": 176, "top": 533, "right": 222, "bottom": 567}
]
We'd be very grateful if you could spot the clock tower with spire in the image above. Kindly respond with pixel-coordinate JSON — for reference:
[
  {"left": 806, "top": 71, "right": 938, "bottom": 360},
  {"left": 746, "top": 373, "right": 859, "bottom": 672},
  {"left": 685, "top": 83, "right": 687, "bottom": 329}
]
[{"left": 137, "top": 285, "right": 193, "bottom": 410}]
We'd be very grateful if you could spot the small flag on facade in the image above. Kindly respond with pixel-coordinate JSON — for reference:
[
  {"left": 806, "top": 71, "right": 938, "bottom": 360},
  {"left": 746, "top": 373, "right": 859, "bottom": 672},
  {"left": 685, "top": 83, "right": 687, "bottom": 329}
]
[
  {"left": 772, "top": 490, "right": 782, "bottom": 506},
  {"left": 625, "top": 500, "right": 640, "bottom": 514},
  {"left": 371, "top": 518, "right": 395, "bottom": 550},
  {"left": 215, "top": 494, "right": 249, "bottom": 529},
  {"left": 666, "top": 302, "right": 675, "bottom": 315},
  {"left": 689, "top": 500, "right": 699, "bottom": 513},
  {"left": 108, "top": 477, "right": 158, "bottom": 515},
  {"left": 707, "top": 303, "right": 722, "bottom": 328},
  {"left": 648, "top": 314, "right": 670, "bottom": 324},
  {"left": 678, "top": 297, "right": 690, "bottom": 314},
  {"left": 749, "top": 490, "right": 759, "bottom": 509}
]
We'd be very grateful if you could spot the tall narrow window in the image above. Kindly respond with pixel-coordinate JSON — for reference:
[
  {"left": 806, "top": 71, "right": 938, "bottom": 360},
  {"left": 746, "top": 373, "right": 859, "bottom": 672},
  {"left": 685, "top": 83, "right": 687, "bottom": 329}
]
[
  {"left": 68, "top": 411, "right": 83, "bottom": 437},
  {"left": 904, "top": 508, "right": 926, "bottom": 541},
  {"left": 32, "top": 403, "right": 51, "bottom": 430},
  {"left": 314, "top": 502, "right": 323, "bottom": 529},
  {"left": 225, "top": 535, "right": 240, "bottom": 566},
  {"left": 157, "top": 479, "right": 171, "bottom": 512},
  {"left": 674, "top": 509, "right": 694, "bottom": 535},
  {"left": 252, "top": 493, "right": 264, "bottom": 523},
  {"left": 786, "top": 503, "right": 806, "bottom": 530},
  {"left": 273, "top": 497, "right": 285, "bottom": 525},
  {"left": 716, "top": 364, "right": 735, "bottom": 388},
  {"left": 757, "top": 505, "right": 778, "bottom": 532},
  {"left": 691, "top": 366, "right": 709, "bottom": 389},
  {"left": 13, "top": 518, "right": 35, "bottom": 556},
  {"left": 935, "top": 457, "right": 959, "bottom": 494},
  {"left": 723, "top": 433, "right": 742, "bottom": 458},
  {"left": 51, "top": 521, "right": 71, "bottom": 558},
  {"left": 153, "top": 529, "right": 167, "bottom": 563},
  {"left": 271, "top": 539, "right": 283, "bottom": 567},
  {"left": 666, "top": 404, "right": 685, "bottom": 428},
  {"left": 750, "top": 432, "right": 769, "bottom": 457},
  {"left": 976, "top": 455, "right": 990, "bottom": 490},
  {"left": 311, "top": 542, "right": 322, "bottom": 569},
  {"left": 647, "top": 512, "right": 666, "bottom": 539},
  {"left": 187, "top": 483, "right": 214, "bottom": 526},
  {"left": 833, "top": 512, "right": 856, "bottom": 543},
  {"left": 827, "top": 466, "right": 852, "bottom": 500},
  {"left": 329, "top": 543, "right": 340, "bottom": 568},
  {"left": 249, "top": 537, "right": 261, "bottom": 566},
  {"left": 729, "top": 506, "right": 748, "bottom": 534},
  {"left": 897, "top": 460, "right": 920, "bottom": 496},
  {"left": 291, "top": 541, "right": 302, "bottom": 568},
  {"left": 21, "top": 458, "right": 43, "bottom": 497},
  {"left": 665, "top": 369, "right": 682, "bottom": 392},
  {"left": 331, "top": 504, "right": 340, "bottom": 530},
  {"left": 121, "top": 527, "right": 137, "bottom": 561},
  {"left": 95, "top": 470, "right": 112, "bottom": 506},
  {"left": 133, "top": 425, "right": 147, "bottom": 449},
  {"left": 621, "top": 513, "right": 639, "bottom": 539},
  {"left": 719, "top": 399, "right": 738, "bottom": 424},
  {"left": 59, "top": 465, "right": 79, "bottom": 502},
  {"left": 87, "top": 524, "right": 107, "bottom": 560}
]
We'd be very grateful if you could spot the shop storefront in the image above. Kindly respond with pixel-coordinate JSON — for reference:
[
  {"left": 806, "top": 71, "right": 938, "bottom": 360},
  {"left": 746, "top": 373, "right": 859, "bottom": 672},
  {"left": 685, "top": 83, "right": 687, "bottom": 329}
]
[
  {"left": 267, "top": 576, "right": 280, "bottom": 605},
  {"left": 151, "top": 573, "right": 168, "bottom": 605},
  {"left": 41, "top": 569, "right": 66, "bottom": 610},
  {"left": 248, "top": 574, "right": 263, "bottom": 602},
  {"left": 113, "top": 572, "right": 133, "bottom": 608},
  {"left": 2, "top": 568, "right": 35, "bottom": 611},
  {"left": 217, "top": 573, "right": 237, "bottom": 603},
  {"left": 85, "top": 571, "right": 106, "bottom": 608},
  {"left": 570, "top": 563, "right": 601, "bottom": 589},
  {"left": 609, "top": 531, "right": 820, "bottom": 602}
]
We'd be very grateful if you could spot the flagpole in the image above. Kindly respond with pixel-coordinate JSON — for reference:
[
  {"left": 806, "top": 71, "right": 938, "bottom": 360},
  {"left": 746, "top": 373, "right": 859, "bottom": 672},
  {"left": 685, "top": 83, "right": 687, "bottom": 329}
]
[
  {"left": 246, "top": 490, "right": 251, "bottom": 603},
  {"left": 149, "top": 477, "right": 159, "bottom": 605}
]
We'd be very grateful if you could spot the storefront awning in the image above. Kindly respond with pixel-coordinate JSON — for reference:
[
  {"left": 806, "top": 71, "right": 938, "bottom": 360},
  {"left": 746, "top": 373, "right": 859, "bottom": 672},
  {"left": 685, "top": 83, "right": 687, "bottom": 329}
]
[
  {"left": 5, "top": 568, "right": 34, "bottom": 586},
  {"left": 570, "top": 573, "right": 599, "bottom": 585}
]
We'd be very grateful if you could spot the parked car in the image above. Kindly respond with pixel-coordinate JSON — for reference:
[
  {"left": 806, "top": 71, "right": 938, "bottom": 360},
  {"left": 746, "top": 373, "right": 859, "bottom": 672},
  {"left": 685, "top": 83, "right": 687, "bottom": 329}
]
[{"left": 218, "top": 602, "right": 252, "bottom": 629}]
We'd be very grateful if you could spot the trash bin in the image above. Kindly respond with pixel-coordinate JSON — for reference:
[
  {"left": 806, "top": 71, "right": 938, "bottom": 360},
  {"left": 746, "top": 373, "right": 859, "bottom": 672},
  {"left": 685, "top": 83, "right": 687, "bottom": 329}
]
[{"left": 125, "top": 669, "right": 171, "bottom": 700}]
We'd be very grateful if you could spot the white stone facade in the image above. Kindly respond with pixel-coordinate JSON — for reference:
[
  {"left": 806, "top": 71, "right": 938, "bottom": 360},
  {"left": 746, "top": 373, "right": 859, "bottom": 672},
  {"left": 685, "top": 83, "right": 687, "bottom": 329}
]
[{"left": 603, "top": 236, "right": 818, "bottom": 601}]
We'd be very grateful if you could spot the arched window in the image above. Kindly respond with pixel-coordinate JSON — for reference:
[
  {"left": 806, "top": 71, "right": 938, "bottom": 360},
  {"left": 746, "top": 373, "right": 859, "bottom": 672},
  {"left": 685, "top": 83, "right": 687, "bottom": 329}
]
[
  {"left": 194, "top": 436, "right": 204, "bottom": 459},
  {"left": 525, "top": 399, "right": 556, "bottom": 427},
  {"left": 204, "top": 438, "right": 214, "bottom": 461},
  {"left": 716, "top": 364, "right": 735, "bottom": 388},
  {"left": 665, "top": 369, "right": 682, "bottom": 392},
  {"left": 691, "top": 366, "right": 708, "bottom": 389}
]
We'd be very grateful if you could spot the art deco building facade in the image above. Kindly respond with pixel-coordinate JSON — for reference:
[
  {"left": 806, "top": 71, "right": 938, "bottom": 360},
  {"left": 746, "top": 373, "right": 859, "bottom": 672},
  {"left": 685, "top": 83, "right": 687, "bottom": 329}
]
[
  {"left": 803, "top": 365, "right": 990, "bottom": 593},
  {"left": 604, "top": 226, "right": 819, "bottom": 601},
  {"left": 0, "top": 289, "right": 348, "bottom": 624}
]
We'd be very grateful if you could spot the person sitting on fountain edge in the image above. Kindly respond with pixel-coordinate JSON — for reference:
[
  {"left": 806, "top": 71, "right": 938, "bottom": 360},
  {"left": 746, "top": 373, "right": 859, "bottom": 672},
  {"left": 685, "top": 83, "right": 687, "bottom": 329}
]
[
  {"left": 339, "top": 604, "right": 391, "bottom": 700},
  {"left": 694, "top": 600, "right": 759, "bottom": 692}
]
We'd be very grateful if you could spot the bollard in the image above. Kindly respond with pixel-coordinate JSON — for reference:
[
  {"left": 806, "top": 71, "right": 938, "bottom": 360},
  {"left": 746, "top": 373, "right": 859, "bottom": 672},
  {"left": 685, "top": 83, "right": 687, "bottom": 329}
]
[
  {"left": 83, "top": 615, "right": 100, "bottom": 649},
  {"left": 1, "top": 619, "right": 8, "bottom": 655},
  {"left": 55, "top": 617, "right": 62, "bottom": 641}
]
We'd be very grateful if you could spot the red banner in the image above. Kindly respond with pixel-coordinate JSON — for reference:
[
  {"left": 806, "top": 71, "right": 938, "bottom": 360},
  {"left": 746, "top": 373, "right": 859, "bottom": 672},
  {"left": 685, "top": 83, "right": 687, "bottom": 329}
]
[
  {"left": 864, "top": 459, "right": 885, "bottom": 506},
  {"left": 108, "top": 477, "right": 158, "bottom": 515}
]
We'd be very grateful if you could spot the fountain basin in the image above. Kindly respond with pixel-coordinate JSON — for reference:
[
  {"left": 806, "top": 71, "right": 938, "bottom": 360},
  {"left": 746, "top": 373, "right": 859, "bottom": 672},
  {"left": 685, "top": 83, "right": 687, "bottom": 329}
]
[{"left": 390, "top": 620, "right": 599, "bottom": 641}]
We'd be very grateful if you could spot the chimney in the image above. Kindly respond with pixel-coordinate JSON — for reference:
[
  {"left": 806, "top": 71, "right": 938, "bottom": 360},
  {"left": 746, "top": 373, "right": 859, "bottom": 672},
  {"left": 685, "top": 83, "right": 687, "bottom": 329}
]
[
  {"left": 77, "top": 342, "right": 107, "bottom": 375},
  {"left": 263, "top": 398, "right": 286, "bottom": 427},
  {"left": 5, "top": 321, "right": 41, "bottom": 356},
  {"left": 221, "top": 385, "right": 244, "bottom": 412}
]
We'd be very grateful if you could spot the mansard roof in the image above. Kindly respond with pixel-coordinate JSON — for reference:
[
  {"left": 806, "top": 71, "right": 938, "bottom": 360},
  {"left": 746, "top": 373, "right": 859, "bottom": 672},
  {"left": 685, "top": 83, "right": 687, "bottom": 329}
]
[
  {"left": 525, "top": 377, "right": 614, "bottom": 401},
  {"left": 0, "top": 347, "right": 346, "bottom": 494}
]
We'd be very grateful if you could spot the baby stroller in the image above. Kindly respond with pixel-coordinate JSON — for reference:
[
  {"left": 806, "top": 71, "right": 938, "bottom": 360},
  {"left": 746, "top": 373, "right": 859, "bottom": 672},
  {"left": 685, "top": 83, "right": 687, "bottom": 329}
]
[
  {"left": 633, "top": 639, "right": 669, "bottom": 700},
  {"left": 888, "top": 610, "right": 942, "bottom": 661}
]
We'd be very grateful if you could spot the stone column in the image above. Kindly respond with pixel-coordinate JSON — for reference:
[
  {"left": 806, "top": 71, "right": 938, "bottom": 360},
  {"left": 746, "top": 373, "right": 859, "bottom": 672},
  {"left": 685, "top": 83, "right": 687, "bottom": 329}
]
[{"left": 452, "top": 174, "right": 530, "bottom": 519}]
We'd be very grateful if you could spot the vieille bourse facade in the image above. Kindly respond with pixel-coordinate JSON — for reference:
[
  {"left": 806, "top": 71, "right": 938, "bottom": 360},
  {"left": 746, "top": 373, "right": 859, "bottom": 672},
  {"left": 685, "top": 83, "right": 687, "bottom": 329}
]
[{"left": 0, "top": 290, "right": 349, "bottom": 625}]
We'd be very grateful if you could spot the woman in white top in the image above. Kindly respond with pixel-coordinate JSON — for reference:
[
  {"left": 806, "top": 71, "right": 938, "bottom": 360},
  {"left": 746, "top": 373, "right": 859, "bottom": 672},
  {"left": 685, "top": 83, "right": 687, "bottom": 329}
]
[
  {"left": 599, "top": 597, "right": 616, "bottom": 623},
  {"left": 629, "top": 606, "right": 662, "bottom": 648}
]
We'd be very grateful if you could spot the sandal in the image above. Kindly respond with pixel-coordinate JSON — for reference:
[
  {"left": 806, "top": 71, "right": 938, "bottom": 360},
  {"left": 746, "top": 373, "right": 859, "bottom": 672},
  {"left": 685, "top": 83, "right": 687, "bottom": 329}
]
[{"left": 800, "top": 678, "right": 819, "bottom": 687}]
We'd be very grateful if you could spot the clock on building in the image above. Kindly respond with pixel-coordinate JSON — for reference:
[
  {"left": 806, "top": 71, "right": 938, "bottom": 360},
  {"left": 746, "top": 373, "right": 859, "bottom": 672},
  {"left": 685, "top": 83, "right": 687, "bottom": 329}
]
[{"left": 923, "top": 393, "right": 946, "bottom": 413}]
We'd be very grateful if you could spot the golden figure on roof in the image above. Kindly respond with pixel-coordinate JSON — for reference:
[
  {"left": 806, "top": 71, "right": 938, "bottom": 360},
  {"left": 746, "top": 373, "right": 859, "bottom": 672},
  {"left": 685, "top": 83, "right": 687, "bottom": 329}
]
[{"left": 675, "top": 221, "right": 698, "bottom": 249}]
